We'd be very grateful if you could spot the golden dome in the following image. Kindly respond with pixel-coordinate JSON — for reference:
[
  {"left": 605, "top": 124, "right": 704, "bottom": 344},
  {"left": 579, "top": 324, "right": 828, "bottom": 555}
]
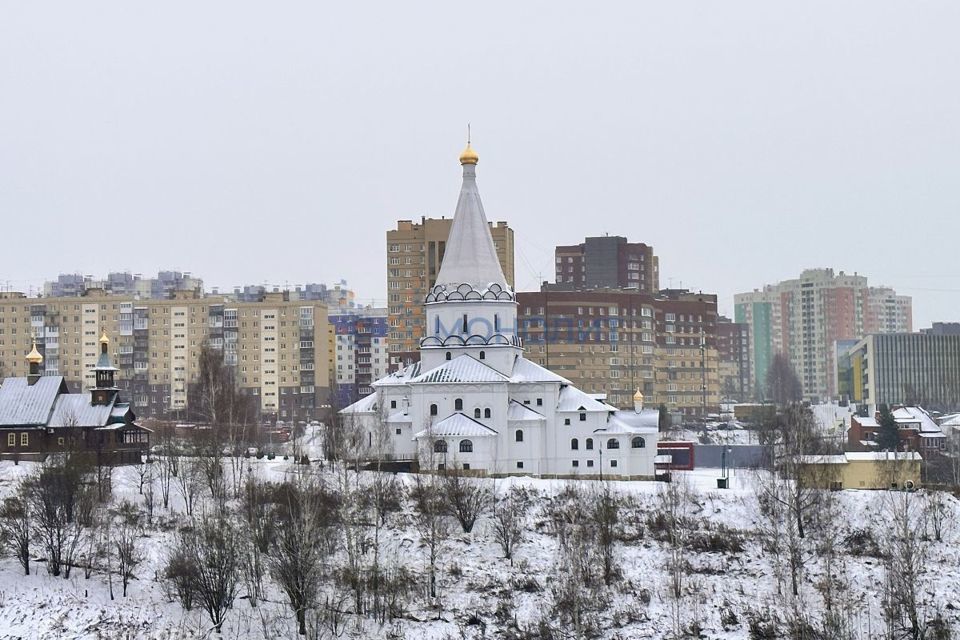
[
  {"left": 459, "top": 143, "right": 478, "bottom": 165},
  {"left": 26, "top": 340, "right": 43, "bottom": 365},
  {"left": 633, "top": 389, "right": 644, "bottom": 401},
  {"left": 99, "top": 330, "right": 110, "bottom": 345}
]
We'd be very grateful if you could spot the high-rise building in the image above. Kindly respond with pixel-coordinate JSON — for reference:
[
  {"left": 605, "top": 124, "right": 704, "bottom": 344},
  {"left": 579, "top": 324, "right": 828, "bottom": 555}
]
[
  {"left": 44, "top": 271, "right": 203, "bottom": 299},
  {"left": 0, "top": 290, "right": 330, "bottom": 423},
  {"left": 328, "top": 308, "right": 389, "bottom": 408},
  {"left": 921, "top": 322, "right": 960, "bottom": 336},
  {"left": 387, "top": 216, "right": 514, "bottom": 368},
  {"left": 516, "top": 288, "right": 720, "bottom": 417},
  {"left": 716, "top": 317, "right": 751, "bottom": 402},
  {"left": 843, "top": 334, "right": 960, "bottom": 411},
  {"left": 554, "top": 236, "right": 659, "bottom": 293},
  {"left": 735, "top": 269, "right": 912, "bottom": 401}
]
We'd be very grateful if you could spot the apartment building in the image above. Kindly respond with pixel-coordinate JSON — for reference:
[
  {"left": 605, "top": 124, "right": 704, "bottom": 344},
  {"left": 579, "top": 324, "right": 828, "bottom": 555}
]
[
  {"left": 328, "top": 308, "right": 389, "bottom": 409},
  {"left": 44, "top": 270, "right": 203, "bottom": 299},
  {"left": 554, "top": 236, "right": 659, "bottom": 293},
  {"left": 387, "top": 216, "right": 514, "bottom": 368},
  {"left": 842, "top": 333, "right": 960, "bottom": 411},
  {"left": 516, "top": 288, "right": 720, "bottom": 418},
  {"left": 716, "top": 317, "right": 751, "bottom": 402},
  {"left": 735, "top": 269, "right": 912, "bottom": 401},
  {"left": 0, "top": 290, "right": 329, "bottom": 422}
]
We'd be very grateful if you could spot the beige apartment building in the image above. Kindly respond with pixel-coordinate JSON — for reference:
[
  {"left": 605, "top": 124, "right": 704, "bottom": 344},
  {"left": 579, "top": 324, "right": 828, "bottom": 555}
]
[
  {"left": 515, "top": 289, "right": 721, "bottom": 419},
  {"left": 387, "top": 216, "right": 514, "bottom": 367},
  {"left": 0, "top": 290, "right": 329, "bottom": 422}
]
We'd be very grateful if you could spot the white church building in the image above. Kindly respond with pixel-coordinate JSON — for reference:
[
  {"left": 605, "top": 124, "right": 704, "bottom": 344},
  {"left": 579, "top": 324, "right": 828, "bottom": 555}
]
[{"left": 341, "top": 143, "right": 659, "bottom": 479}]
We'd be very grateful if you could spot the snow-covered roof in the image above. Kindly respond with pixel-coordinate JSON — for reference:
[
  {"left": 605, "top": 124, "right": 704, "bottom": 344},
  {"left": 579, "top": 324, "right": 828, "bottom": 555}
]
[
  {"left": 48, "top": 394, "right": 115, "bottom": 427},
  {"left": 0, "top": 376, "right": 67, "bottom": 426},
  {"left": 412, "top": 355, "right": 508, "bottom": 384},
  {"left": 340, "top": 393, "right": 379, "bottom": 414},
  {"left": 853, "top": 415, "right": 879, "bottom": 428},
  {"left": 893, "top": 407, "right": 940, "bottom": 433},
  {"left": 508, "top": 357, "right": 570, "bottom": 384},
  {"left": 373, "top": 362, "right": 422, "bottom": 387},
  {"left": 557, "top": 385, "right": 610, "bottom": 413},
  {"left": 507, "top": 400, "right": 545, "bottom": 422},
  {"left": 386, "top": 411, "right": 412, "bottom": 424},
  {"left": 413, "top": 412, "right": 499, "bottom": 439},
  {"left": 845, "top": 451, "right": 922, "bottom": 462},
  {"left": 606, "top": 408, "right": 660, "bottom": 433}
]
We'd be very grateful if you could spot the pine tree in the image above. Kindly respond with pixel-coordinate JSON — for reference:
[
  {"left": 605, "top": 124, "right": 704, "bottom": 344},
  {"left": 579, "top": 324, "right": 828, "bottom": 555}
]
[{"left": 876, "top": 405, "right": 900, "bottom": 451}]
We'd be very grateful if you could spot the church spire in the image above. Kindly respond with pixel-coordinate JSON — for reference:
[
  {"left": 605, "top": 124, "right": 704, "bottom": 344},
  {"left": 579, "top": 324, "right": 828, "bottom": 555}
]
[{"left": 435, "top": 138, "right": 508, "bottom": 291}]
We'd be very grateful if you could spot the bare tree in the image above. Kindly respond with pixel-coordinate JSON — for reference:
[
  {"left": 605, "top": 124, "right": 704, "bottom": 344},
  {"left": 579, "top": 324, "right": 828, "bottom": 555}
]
[
  {"left": 27, "top": 459, "right": 89, "bottom": 578},
  {"left": 441, "top": 468, "right": 491, "bottom": 534},
  {"left": 112, "top": 501, "right": 142, "bottom": 597},
  {"left": 881, "top": 490, "right": 932, "bottom": 640},
  {"left": 176, "top": 513, "right": 242, "bottom": 633},
  {"left": 925, "top": 490, "right": 949, "bottom": 543},
  {"left": 175, "top": 456, "right": 202, "bottom": 517},
  {"left": 766, "top": 353, "right": 802, "bottom": 407},
  {"left": 592, "top": 483, "right": 621, "bottom": 586},
  {"left": 410, "top": 474, "right": 450, "bottom": 603},
  {"left": 0, "top": 491, "right": 31, "bottom": 575},
  {"left": 142, "top": 464, "right": 156, "bottom": 527},
  {"left": 265, "top": 479, "right": 337, "bottom": 636},
  {"left": 658, "top": 476, "right": 697, "bottom": 634},
  {"left": 491, "top": 485, "right": 530, "bottom": 563}
]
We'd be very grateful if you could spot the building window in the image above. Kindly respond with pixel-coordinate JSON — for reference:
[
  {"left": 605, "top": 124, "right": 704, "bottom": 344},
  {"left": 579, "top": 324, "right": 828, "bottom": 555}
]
[
  {"left": 474, "top": 408, "right": 481, "bottom": 419},
  {"left": 611, "top": 459, "right": 618, "bottom": 468},
  {"left": 462, "top": 314, "right": 468, "bottom": 333},
  {"left": 579, "top": 412, "right": 586, "bottom": 422},
  {"left": 572, "top": 460, "right": 579, "bottom": 467},
  {"left": 463, "top": 463, "right": 470, "bottom": 470},
  {"left": 536, "top": 398, "right": 543, "bottom": 406},
  {"left": 430, "top": 404, "right": 438, "bottom": 416},
  {"left": 434, "top": 440, "right": 447, "bottom": 453},
  {"left": 459, "top": 439, "right": 473, "bottom": 453},
  {"left": 479, "top": 351, "right": 485, "bottom": 360},
  {"left": 438, "top": 463, "right": 445, "bottom": 471},
  {"left": 632, "top": 437, "right": 646, "bottom": 449},
  {"left": 516, "top": 461, "right": 524, "bottom": 469},
  {"left": 58, "top": 437, "right": 65, "bottom": 446},
  {"left": 564, "top": 418, "right": 571, "bottom": 425},
  {"left": 445, "top": 352, "right": 451, "bottom": 361},
  {"left": 20, "top": 433, "right": 28, "bottom": 447},
  {"left": 395, "top": 428, "right": 402, "bottom": 435},
  {"left": 455, "top": 398, "right": 463, "bottom": 411},
  {"left": 607, "top": 438, "right": 620, "bottom": 449},
  {"left": 390, "top": 400, "right": 397, "bottom": 409},
  {"left": 484, "top": 408, "right": 491, "bottom": 418},
  {"left": 586, "top": 438, "right": 594, "bottom": 450},
  {"left": 587, "top": 459, "right": 594, "bottom": 467},
  {"left": 571, "top": 438, "right": 579, "bottom": 450},
  {"left": 6, "top": 433, "right": 14, "bottom": 447},
  {"left": 515, "top": 430, "right": 524, "bottom": 442}
]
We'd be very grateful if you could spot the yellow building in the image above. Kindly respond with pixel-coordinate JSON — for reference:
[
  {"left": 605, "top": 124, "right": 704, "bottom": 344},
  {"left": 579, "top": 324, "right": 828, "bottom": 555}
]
[
  {"left": 387, "top": 217, "right": 514, "bottom": 368},
  {"left": 797, "top": 451, "right": 922, "bottom": 490},
  {"left": 0, "top": 290, "right": 329, "bottom": 422}
]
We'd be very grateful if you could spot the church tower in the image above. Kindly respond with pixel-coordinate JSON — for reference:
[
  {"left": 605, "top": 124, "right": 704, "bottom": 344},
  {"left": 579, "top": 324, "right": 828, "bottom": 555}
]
[
  {"left": 419, "top": 141, "right": 522, "bottom": 375},
  {"left": 91, "top": 330, "right": 119, "bottom": 405}
]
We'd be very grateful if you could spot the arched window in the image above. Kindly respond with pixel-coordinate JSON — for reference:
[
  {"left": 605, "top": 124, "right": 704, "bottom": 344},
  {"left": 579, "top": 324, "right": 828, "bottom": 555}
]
[
  {"left": 435, "top": 316, "right": 440, "bottom": 334},
  {"left": 479, "top": 351, "right": 485, "bottom": 360},
  {"left": 484, "top": 408, "right": 491, "bottom": 419},
  {"left": 571, "top": 438, "right": 579, "bottom": 450},
  {"left": 515, "top": 429, "right": 524, "bottom": 443},
  {"left": 494, "top": 314, "right": 500, "bottom": 332},
  {"left": 455, "top": 398, "right": 463, "bottom": 411},
  {"left": 474, "top": 408, "right": 481, "bottom": 419},
  {"left": 586, "top": 438, "right": 594, "bottom": 450},
  {"left": 434, "top": 440, "right": 447, "bottom": 453},
  {"left": 459, "top": 439, "right": 473, "bottom": 453},
  {"left": 445, "top": 352, "right": 452, "bottom": 361},
  {"left": 632, "top": 436, "right": 646, "bottom": 449},
  {"left": 430, "top": 404, "right": 438, "bottom": 416},
  {"left": 462, "top": 314, "right": 468, "bottom": 333},
  {"left": 607, "top": 438, "right": 620, "bottom": 450}
]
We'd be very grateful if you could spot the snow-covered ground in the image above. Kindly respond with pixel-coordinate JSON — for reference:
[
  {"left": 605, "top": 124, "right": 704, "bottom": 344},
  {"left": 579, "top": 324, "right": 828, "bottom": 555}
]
[{"left": 0, "top": 459, "right": 956, "bottom": 639}]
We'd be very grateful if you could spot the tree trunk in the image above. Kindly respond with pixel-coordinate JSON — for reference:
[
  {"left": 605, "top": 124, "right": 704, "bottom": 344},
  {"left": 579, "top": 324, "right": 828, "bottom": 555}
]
[{"left": 297, "top": 608, "right": 306, "bottom": 636}]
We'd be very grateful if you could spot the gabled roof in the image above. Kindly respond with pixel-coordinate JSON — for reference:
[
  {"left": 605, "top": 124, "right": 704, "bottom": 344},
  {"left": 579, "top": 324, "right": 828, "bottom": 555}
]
[
  {"left": 509, "top": 357, "right": 570, "bottom": 384},
  {"left": 0, "top": 376, "right": 67, "bottom": 426},
  {"left": 603, "top": 408, "right": 660, "bottom": 434},
  {"left": 48, "top": 394, "right": 116, "bottom": 428},
  {"left": 412, "top": 355, "right": 508, "bottom": 384},
  {"left": 893, "top": 407, "right": 941, "bottom": 433},
  {"left": 507, "top": 400, "right": 545, "bottom": 422},
  {"left": 413, "top": 412, "right": 499, "bottom": 439},
  {"left": 557, "top": 385, "right": 610, "bottom": 413},
  {"left": 340, "top": 392, "right": 379, "bottom": 414},
  {"left": 433, "top": 157, "right": 509, "bottom": 291},
  {"left": 853, "top": 415, "right": 879, "bottom": 428},
  {"left": 373, "top": 362, "right": 421, "bottom": 387}
]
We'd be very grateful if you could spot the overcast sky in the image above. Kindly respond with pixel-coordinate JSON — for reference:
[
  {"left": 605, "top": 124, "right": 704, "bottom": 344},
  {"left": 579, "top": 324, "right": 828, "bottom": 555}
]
[{"left": 2, "top": 1, "right": 958, "bottom": 327}]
